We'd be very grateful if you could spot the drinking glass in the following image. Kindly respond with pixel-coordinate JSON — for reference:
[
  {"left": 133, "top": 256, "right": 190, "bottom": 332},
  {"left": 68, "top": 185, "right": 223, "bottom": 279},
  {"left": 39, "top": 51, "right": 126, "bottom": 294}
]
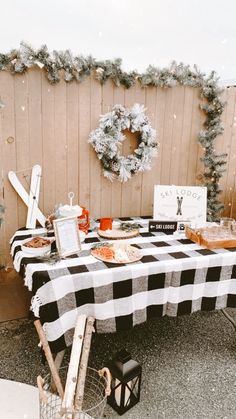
[
  {"left": 231, "top": 220, "right": 236, "bottom": 237},
  {"left": 219, "top": 217, "right": 234, "bottom": 239},
  {"left": 202, "top": 226, "right": 218, "bottom": 241}
]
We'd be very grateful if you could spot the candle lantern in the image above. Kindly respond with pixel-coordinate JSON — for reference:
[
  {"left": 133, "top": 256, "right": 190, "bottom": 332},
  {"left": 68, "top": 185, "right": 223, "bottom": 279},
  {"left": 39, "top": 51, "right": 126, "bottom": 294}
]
[{"left": 107, "top": 349, "right": 142, "bottom": 415}]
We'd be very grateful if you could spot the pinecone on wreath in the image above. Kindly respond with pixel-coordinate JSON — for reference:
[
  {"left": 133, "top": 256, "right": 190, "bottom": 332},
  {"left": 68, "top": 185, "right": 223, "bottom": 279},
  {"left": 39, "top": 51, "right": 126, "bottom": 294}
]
[{"left": 111, "top": 161, "right": 120, "bottom": 172}]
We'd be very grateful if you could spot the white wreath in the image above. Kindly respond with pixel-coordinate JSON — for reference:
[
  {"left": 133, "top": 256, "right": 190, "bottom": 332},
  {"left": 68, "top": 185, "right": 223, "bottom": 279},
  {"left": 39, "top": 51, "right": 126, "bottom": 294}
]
[{"left": 88, "top": 103, "right": 158, "bottom": 182}]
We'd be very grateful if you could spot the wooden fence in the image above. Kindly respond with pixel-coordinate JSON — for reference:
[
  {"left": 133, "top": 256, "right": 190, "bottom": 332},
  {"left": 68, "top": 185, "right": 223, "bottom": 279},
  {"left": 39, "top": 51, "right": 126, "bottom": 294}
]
[{"left": 0, "top": 67, "right": 236, "bottom": 320}]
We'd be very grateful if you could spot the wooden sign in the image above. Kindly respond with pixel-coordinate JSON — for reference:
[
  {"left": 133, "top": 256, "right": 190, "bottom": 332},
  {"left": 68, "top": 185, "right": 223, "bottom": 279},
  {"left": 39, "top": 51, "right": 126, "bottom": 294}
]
[
  {"left": 149, "top": 221, "right": 177, "bottom": 234},
  {"left": 153, "top": 185, "right": 207, "bottom": 226}
]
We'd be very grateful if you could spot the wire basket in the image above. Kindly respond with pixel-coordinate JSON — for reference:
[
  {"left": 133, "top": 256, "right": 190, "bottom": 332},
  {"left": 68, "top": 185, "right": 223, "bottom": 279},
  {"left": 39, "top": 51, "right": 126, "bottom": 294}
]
[{"left": 39, "top": 366, "right": 109, "bottom": 419}]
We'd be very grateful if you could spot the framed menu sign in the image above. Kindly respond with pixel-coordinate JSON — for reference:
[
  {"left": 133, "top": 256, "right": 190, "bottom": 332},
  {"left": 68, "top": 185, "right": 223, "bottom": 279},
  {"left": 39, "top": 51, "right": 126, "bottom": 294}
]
[
  {"left": 53, "top": 216, "right": 81, "bottom": 257},
  {"left": 153, "top": 185, "right": 207, "bottom": 225}
]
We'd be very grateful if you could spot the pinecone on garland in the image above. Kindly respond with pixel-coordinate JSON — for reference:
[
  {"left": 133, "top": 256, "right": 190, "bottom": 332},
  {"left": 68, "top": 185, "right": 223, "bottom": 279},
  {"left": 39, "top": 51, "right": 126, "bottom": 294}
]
[{"left": 96, "top": 67, "right": 104, "bottom": 75}]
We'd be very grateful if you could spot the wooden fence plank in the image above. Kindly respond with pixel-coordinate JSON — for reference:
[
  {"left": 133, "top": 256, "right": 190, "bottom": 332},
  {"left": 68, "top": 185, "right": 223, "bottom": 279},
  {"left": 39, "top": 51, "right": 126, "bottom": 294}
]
[
  {"left": 0, "top": 72, "right": 18, "bottom": 261},
  {"left": 54, "top": 80, "right": 67, "bottom": 205},
  {"left": 132, "top": 83, "right": 146, "bottom": 216},
  {"left": 111, "top": 85, "right": 124, "bottom": 217},
  {"left": 140, "top": 86, "right": 158, "bottom": 216},
  {"left": 215, "top": 88, "right": 228, "bottom": 207},
  {"left": 0, "top": 86, "right": 6, "bottom": 260},
  {"left": 28, "top": 68, "right": 44, "bottom": 210},
  {"left": 178, "top": 87, "right": 195, "bottom": 185},
  {"left": 160, "top": 87, "right": 175, "bottom": 185},
  {"left": 195, "top": 95, "right": 207, "bottom": 187},
  {"left": 169, "top": 86, "right": 185, "bottom": 185},
  {"left": 222, "top": 88, "right": 236, "bottom": 217},
  {"left": 121, "top": 84, "right": 140, "bottom": 216},
  {"left": 90, "top": 77, "right": 102, "bottom": 219},
  {"left": 14, "top": 73, "right": 30, "bottom": 227},
  {"left": 67, "top": 81, "right": 79, "bottom": 205},
  {"left": 100, "top": 80, "right": 114, "bottom": 217},
  {"left": 218, "top": 88, "right": 236, "bottom": 216},
  {"left": 186, "top": 88, "right": 202, "bottom": 185},
  {"left": 42, "top": 75, "right": 56, "bottom": 215},
  {"left": 78, "top": 77, "right": 91, "bottom": 210},
  {"left": 152, "top": 86, "right": 167, "bottom": 188}
]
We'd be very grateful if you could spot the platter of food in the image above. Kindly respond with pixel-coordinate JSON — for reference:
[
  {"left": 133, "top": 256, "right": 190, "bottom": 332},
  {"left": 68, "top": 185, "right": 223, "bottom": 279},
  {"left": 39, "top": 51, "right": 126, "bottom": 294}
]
[
  {"left": 91, "top": 243, "right": 142, "bottom": 264},
  {"left": 98, "top": 222, "right": 140, "bottom": 240},
  {"left": 21, "top": 236, "right": 52, "bottom": 256}
]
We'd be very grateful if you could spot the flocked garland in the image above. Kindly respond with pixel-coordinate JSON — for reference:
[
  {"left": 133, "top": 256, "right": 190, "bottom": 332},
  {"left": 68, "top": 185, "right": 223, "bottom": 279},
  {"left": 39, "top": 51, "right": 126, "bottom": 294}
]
[
  {"left": 0, "top": 42, "right": 226, "bottom": 220},
  {"left": 88, "top": 104, "right": 158, "bottom": 182}
]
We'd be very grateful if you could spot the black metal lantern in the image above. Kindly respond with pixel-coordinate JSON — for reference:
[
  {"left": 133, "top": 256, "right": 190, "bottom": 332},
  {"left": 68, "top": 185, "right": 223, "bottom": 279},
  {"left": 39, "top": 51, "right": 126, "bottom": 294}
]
[{"left": 107, "top": 349, "right": 142, "bottom": 415}]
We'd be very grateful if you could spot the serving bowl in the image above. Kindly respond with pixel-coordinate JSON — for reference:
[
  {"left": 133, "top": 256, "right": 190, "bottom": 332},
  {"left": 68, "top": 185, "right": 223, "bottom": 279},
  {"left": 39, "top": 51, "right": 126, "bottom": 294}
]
[{"left": 21, "top": 236, "right": 52, "bottom": 256}]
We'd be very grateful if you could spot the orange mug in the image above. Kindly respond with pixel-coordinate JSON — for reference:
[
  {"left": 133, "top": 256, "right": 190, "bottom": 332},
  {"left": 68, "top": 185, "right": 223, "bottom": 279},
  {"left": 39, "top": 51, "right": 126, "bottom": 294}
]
[
  {"left": 78, "top": 207, "right": 90, "bottom": 234},
  {"left": 100, "top": 218, "right": 113, "bottom": 231}
]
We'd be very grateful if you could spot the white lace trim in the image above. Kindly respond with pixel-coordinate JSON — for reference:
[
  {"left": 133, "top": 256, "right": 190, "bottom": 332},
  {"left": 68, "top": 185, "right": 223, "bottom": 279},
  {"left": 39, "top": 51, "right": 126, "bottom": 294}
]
[
  {"left": 31, "top": 295, "right": 42, "bottom": 317},
  {"left": 24, "top": 270, "right": 33, "bottom": 291}
]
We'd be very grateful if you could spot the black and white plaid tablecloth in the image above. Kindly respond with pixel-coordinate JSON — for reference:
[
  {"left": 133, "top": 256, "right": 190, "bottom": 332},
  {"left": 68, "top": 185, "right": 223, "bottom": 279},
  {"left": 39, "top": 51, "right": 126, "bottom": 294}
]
[{"left": 10, "top": 217, "right": 236, "bottom": 353}]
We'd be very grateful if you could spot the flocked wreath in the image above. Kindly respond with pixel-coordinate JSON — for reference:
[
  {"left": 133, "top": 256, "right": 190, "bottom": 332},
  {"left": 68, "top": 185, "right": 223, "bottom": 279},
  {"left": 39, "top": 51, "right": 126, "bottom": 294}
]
[{"left": 88, "top": 104, "right": 158, "bottom": 182}]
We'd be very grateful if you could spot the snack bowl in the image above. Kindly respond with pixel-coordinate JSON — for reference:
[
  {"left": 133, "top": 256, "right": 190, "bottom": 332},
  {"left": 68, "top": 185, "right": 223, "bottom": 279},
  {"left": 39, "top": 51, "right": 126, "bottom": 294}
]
[{"left": 21, "top": 236, "right": 52, "bottom": 256}]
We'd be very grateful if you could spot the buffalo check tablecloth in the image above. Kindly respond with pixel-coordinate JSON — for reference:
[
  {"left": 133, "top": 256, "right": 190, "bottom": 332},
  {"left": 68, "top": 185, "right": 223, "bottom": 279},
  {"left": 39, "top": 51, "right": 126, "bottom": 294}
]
[{"left": 10, "top": 217, "right": 236, "bottom": 353}]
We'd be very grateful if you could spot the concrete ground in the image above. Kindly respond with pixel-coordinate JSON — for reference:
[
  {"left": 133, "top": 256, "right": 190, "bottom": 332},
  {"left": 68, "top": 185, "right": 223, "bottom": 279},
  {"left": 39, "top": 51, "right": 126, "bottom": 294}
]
[{"left": 0, "top": 310, "right": 236, "bottom": 419}]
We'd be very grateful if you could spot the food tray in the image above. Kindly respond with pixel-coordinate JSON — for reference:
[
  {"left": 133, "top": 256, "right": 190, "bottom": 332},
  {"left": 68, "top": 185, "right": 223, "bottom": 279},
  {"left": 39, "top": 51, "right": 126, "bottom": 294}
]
[
  {"left": 185, "top": 226, "right": 236, "bottom": 249},
  {"left": 98, "top": 228, "right": 139, "bottom": 240},
  {"left": 91, "top": 244, "right": 142, "bottom": 264}
]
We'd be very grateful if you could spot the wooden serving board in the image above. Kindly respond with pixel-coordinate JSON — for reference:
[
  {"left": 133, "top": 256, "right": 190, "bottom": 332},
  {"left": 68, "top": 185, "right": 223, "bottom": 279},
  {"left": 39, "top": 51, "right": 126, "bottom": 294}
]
[
  {"left": 185, "top": 226, "right": 236, "bottom": 249},
  {"left": 98, "top": 228, "right": 139, "bottom": 240}
]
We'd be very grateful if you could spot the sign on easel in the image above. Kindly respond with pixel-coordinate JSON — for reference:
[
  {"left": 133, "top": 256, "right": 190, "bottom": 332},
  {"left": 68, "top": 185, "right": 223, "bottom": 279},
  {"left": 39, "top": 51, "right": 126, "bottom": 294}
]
[{"left": 153, "top": 185, "right": 207, "bottom": 226}]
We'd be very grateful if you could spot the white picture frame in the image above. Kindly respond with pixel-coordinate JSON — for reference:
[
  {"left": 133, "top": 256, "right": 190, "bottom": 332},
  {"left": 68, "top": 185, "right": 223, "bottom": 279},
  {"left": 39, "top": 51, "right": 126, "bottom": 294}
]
[
  {"left": 153, "top": 185, "right": 207, "bottom": 226},
  {"left": 53, "top": 216, "right": 81, "bottom": 257}
]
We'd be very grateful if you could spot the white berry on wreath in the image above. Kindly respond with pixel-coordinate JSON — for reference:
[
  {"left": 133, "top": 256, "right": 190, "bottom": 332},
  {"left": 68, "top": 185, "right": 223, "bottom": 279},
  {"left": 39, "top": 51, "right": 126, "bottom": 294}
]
[{"left": 88, "top": 103, "right": 158, "bottom": 182}]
